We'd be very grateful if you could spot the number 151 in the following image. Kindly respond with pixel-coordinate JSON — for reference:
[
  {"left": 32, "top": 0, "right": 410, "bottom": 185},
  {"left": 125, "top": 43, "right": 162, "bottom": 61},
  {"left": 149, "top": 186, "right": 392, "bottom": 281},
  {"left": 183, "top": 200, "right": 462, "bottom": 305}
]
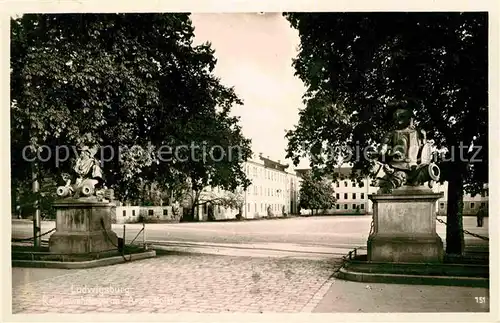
[{"left": 475, "top": 297, "right": 487, "bottom": 304}]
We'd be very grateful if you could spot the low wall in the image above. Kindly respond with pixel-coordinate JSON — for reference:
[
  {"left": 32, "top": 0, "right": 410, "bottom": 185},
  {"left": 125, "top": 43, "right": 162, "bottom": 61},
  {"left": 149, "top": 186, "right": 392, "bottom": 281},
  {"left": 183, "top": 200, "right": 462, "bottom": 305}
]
[
  {"left": 114, "top": 206, "right": 183, "bottom": 224},
  {"left": 299, "top": 208, "right": 369, "bottom": 216}
]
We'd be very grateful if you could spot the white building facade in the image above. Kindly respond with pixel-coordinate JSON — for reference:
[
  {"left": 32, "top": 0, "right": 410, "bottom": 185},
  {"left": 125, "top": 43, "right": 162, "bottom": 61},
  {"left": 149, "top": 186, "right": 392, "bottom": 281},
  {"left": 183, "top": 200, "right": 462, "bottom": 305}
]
[
  {"left": 242, "top": 154, "right": 300, "bottom": 218},
  {"left": 193, "top": 154, "right": 301, "bottom": 221},
  {"left": 433, "top": 182, "right": 489, "bottom": 216},
  {"left": 295, "top": 167, "right": 376, "bottom": 215},
  {"left": 295, "top": 166, "right": 488, "bottom": 216}
]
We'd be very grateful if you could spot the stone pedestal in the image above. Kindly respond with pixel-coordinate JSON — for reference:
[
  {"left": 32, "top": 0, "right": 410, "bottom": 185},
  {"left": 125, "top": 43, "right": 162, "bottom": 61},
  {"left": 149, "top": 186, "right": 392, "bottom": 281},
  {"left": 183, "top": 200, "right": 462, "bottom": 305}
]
[
  {"left": 49, "top": 198, "right": 118, "bottom": 254},
  {"left": 367, "top": 187, "right": 444, "bottom": 263}
]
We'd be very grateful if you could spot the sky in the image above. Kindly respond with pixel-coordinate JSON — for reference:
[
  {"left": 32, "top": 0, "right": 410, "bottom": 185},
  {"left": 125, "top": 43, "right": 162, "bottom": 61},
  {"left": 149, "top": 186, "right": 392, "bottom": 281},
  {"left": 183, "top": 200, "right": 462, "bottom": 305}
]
[{"left": 190, "top": 13, "right": 309, "bottom": 169}]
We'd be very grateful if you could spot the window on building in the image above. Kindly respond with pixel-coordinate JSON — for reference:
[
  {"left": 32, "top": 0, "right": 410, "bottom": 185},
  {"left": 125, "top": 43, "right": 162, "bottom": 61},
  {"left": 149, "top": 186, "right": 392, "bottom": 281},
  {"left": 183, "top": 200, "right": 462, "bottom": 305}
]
[
  {"left": 132, "top": 210, "right": 136, "bottom": 216},
  {"left": 440, "top": 203, "right": 445, "bottom": 209},
  {"left": 361, "top": 193, "right": 365, "bottom": 199},
  {"left": 470, "top": 202, "right": 475, "bottom": 209},
  {"left": 481, "top": 191, "right": 485, "bottom": 197},
  {"left": 248, "top": 203, "right": 250, "bottom": 211},
  {"left": 218, "top": 205, "right": 221, "bottom": 213},
  {"left": 336, "top": 182, "right": 339, "bottom": 188},
  {"left": 336, "top": 193, "right": 340, "bottom": 199},
  {"left": 344, "top": 193, "right": 348, "bottom": 199},
  {"left": 352, "top": 193, "right": 356, "bottom": 199},
  {"left": 344, "top": 204, "right": 348, "bottom": 210},
  {"left": 353, "top": 204, "right": 357, "bottom": 209},
  {"left": 481, "top": 202, "right": 486, "bottom": 207},
  {"left": 123, "top": 210, "right": 126, "bottom": 217},
  {"left": 163, "top": 209, "right": 168, "bottom": 216},
  {"left": 360, "top": 204, "right": 364, "bottom": 210},
  {"left": 351, "top": 181, "right": 356, "bottom": 187},
  {"left": 148, "top": 209, "right": 154, "bottom": 216},
  {"left": 344, "top": 181, "right": 348, "bottom": 187},
  {"left": 336, "top": 204, "right": 340, "bottom": 209}
]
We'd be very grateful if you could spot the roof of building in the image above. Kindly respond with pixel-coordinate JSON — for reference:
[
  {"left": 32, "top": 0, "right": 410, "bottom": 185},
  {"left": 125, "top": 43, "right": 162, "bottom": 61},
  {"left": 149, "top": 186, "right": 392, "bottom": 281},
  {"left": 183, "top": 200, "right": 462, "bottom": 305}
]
[
  {"left": 295, "top": 167, "right": 359, "bottom": 181},
  {"left": 244, "top": 152, "right": 293, "bottom": 174}
]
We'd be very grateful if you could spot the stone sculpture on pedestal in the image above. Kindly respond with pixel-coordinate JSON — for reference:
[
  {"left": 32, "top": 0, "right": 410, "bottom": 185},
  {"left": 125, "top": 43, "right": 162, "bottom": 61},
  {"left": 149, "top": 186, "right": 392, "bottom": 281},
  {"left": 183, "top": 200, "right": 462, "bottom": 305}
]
[
  {"left": 367, "top": 100, "right": 444, "bottom": 263},
  {"left": 49, "top": 141, "right": 118, "bottom": 254},
  {"left": 371, "top": 101, "right": 441, "bottom": 193}
]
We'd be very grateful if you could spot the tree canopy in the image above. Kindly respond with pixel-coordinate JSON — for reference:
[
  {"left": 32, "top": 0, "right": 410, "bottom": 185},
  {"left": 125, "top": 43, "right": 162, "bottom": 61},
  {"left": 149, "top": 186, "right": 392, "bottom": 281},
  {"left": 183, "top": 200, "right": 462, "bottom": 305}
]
[
  {"left": 284, "top": 12, "right": 488, "bottom": 253},
  {"left": 11, "top": 13, "right": 252, "bottom": 218},
  {"left": 298, "top": 172, "right": 336, "bottom": 215}
]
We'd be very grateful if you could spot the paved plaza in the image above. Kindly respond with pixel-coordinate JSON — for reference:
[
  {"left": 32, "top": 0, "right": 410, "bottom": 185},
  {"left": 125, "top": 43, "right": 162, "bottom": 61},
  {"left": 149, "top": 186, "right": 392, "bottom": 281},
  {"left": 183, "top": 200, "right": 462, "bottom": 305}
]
[
  {"left": 12, "top": 215, "right": 490, "bottom": 248},
  {"left": 11, "top": 216, "right": 490, "bottom": 314},
  {"left": 13, "top": 255, "right": 340, "bottom": 314},
  {"left": 12, "top": 253, "right": 489, "bottom": 314}
]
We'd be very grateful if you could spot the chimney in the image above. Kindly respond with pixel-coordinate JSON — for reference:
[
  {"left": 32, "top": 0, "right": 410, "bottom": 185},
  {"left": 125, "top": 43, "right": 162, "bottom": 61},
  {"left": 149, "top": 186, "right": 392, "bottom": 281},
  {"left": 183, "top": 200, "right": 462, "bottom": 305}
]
[{"left": 277, "top": 160, "right": 281, "bottom": 164}]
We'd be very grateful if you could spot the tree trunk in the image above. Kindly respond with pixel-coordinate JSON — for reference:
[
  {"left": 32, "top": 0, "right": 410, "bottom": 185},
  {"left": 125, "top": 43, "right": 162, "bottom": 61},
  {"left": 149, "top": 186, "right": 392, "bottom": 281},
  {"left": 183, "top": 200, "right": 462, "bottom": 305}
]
[
  {"left": 445, "top": 169, "right": 465, "bottom": 255},
  {"left": 185, "top": 190, "right": 200, "bottom": 222}
]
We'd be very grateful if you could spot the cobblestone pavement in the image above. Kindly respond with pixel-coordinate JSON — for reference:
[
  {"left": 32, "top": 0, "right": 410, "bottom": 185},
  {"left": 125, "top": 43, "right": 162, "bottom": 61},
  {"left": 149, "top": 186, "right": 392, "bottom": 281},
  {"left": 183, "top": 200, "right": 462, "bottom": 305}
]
[{"left": 12, "top": 255, "right": 339, "bottom": 314}]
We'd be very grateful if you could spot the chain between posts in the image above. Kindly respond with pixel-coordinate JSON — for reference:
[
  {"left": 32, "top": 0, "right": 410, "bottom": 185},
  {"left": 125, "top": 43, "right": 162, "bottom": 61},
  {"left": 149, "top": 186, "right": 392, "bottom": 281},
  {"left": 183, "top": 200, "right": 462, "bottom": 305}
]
[
  {"left": 435, "top": 217, "right": 489, "bottom": 241},
  {"left": 100, "top": 220, "right": 132, "bottom": 262},
  {"left": 11, "top": 228, "right": 56, "bottom": 242},
  {"left": 332, "top": 247, "right": 361, "bottom": 277}
]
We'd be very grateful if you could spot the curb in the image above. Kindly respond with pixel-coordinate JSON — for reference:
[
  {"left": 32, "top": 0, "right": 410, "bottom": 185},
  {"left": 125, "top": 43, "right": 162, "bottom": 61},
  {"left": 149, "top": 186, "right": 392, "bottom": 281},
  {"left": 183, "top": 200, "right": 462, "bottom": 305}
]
[
  {"left": 150, "top": 243, "right": 344, "bottom": 260},
  {"left": 338, "top": 267, "right": 489, "bottom": 288},
  {"left": 301, "top": 276, "right": 336, "bottom": 312},
  {"left": 149, "top": 240, "right": 358, "bottom": 254},
  {"left": 12, "top": 250, "right": 156, "bottom": 269}
]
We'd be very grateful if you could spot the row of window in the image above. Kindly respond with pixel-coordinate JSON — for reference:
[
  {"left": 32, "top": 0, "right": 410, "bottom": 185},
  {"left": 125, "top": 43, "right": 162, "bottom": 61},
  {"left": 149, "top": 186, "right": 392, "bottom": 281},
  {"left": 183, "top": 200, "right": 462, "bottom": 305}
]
[
  {"left": 247, "top": 203, "right": 283, "bottom": 213},
  {"left": 246, "top": 165, "right": 296, "bottom": 184},
  {"left": 247, "top": 186, "right": 288, "bottom": 197},
  {"left": 335, "top": 204, "right": 365, "bottom": 210},
  {"left": 122, "top": 209, "right": 168, "bottom": 217},
  {"left": 336, "top": 180, "right": 363, "bottom": 188},
  {"left": 335, "top": 193, "right": 365, "bottom": 200},
  {"left": 439, "top": 202, "right": 487, "bottom": 209}
]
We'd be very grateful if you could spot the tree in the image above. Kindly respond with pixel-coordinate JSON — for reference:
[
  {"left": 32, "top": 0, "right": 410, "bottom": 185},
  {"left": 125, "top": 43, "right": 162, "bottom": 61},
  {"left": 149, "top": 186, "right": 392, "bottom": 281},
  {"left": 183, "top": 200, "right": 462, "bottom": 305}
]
[
  {"left": 181, "top": 186, "right": 244, "bottom": 221},
  {"left": 11, "top": 13, "right": 251, "bottom": 217},
  {"left": 298, "top": 172, "right": 336, "bottom": 216},
  {"left": 284, "top": 12, "right": 487, "bottom": 254}
]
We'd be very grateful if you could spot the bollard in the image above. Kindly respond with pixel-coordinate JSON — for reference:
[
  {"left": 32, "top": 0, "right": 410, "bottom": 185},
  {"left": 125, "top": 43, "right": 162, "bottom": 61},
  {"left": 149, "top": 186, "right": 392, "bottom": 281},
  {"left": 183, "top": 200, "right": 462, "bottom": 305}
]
[
  {"left": 123, "top": 224, "right": 126, "bottom": 253},
  {"left": 142, "top": 222, "right": 147, "bottom": 250}
]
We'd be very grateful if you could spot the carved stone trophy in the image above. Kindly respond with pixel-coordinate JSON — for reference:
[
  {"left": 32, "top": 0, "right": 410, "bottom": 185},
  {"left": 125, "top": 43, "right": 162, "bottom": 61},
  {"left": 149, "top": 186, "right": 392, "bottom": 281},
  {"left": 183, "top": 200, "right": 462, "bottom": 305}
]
[
  {"left": 49, "top": 142, "right": 118, "bottom": 254},
  {"left": 367, "top": 101, "right": 444, "bottom": 263}
]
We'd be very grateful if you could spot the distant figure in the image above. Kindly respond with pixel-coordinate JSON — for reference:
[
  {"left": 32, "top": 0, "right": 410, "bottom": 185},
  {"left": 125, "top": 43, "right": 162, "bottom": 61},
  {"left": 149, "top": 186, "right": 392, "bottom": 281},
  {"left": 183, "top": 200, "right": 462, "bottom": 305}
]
[
  {"left": 207, "top": 204, "right": 215, "bottom": 222},
  {"left": 267, "top": 205, "right": 273, "bottom": 217},
  {"left": 476, "top": 205, "right": 486, "bottom": 227}
]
